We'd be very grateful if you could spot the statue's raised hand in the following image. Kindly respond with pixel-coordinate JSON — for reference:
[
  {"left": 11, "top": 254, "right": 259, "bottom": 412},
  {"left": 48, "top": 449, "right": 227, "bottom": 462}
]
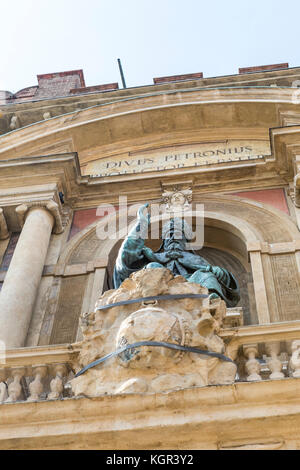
[
  {"left": 137, "top": 203, "right": 151, "bottom": 225},
  {"left": 196, "top": 264, "right": 213, "bottom": 273},
  {"left": 196, "top": 265, "right": 225, "bottom": 282},
  {"left": 211, "top": 266, "right": 227, "bottom": 282},
  {"left": 133, "top": 203, "right": 150, "bottom": 239}
]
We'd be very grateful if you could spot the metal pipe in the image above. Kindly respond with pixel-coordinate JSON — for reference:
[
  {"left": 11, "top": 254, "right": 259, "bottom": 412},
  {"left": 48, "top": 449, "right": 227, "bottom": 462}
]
[{"left": 117, "top": 58, "right": 127, "bottom": 89}]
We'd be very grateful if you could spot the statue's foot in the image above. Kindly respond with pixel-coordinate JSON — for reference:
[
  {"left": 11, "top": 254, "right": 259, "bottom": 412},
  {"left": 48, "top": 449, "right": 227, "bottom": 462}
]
[{"left": 145, "top": 262, "right": 164, "bottom": 269}]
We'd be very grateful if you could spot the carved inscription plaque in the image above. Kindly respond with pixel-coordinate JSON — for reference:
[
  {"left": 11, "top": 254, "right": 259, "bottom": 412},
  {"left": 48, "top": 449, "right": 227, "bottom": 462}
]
[
  {"left": 271, "top": 254, "right": 300, "bottom": 321},
  {"left": 87, "top": 140, "right": 271, "bottom": 177},
  {"left": 50, "top": 275, "right": 88, "bottom": 344}
]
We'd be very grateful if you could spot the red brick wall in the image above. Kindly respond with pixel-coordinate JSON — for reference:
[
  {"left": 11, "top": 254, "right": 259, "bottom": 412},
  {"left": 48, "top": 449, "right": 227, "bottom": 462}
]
[
  {"left": 35, "top": 70, "right": 85, "bottom": 99},
  {"left": 69, "top": 206, "right": 118, "bottom": 239},
  {"left": 230, "top": 188, "right": 289, "bottom": 214},
  {"left": 70, "top": 83, "right": 119, "bottom": 94},
  {"left": 239, "top": 63, "right": 289, "bottom": 74},
  {"left": 37, "top": 70, "right": 85, "bottom": 87},
  {"left": 11, "top": 70, "right": 119, "bottom": 103},
  {"left": 153, "top": 72, "right": 203, "bottom": 84}
]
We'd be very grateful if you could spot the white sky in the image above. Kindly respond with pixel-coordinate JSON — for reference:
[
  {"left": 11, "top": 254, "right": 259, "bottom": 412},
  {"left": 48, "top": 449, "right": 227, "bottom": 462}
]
[{"left": 0, "top": 0, "right": 299, "bottom": 92}]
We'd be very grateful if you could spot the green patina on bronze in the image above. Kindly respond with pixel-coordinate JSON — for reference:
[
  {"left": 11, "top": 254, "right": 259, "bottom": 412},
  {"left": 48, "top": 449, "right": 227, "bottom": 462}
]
[{"left": 113, "top": 204, "right": 240, "bottom": 307}]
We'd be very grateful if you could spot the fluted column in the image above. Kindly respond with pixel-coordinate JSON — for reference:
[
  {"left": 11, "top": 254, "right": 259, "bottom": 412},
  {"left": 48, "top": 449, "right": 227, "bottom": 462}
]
[{"left": 0, "top": 206, "right": 54, "bottom": 349}]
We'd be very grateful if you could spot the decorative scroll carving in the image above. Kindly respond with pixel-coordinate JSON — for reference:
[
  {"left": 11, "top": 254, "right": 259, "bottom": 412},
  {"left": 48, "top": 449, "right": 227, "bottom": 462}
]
[
  {"left": 9, "top": 115, "right": 19, "bottom": 130},
  {"left": 16, "top": 200, "right": 63, "bottom": 234},
  {"left": 293, "top": 156, "right": 300, "bottom": 208},
  {"left": 0, "top": 208, "right": 9, "bottom": 240},
  {"left": 290, "top": 340, "right": 300, "bottom": 378},
  {"left": 43, "top": 112, "right": 51, "bottom": 120}
]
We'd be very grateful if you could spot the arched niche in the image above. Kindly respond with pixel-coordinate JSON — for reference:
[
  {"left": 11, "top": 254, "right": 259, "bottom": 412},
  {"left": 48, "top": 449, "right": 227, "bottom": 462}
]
[{"left": 47, "top": 195, "right": 300, "bottom": 345}]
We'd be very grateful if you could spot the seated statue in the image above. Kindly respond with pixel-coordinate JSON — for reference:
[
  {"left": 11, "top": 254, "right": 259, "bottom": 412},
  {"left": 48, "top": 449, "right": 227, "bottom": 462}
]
[{"left": 113, "top": 203, "right": 240, "bottom": 307}]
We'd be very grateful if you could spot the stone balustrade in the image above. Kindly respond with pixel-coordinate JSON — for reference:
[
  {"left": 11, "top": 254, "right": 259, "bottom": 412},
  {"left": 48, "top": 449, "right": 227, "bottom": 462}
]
[
  {"left": 1, "top": 320, "right": 300, "bottom": 403},
  {"left": 221, "top": 319, "right": 300, "bottom": 382},
  {"left": 0, "top": 343, "right": 79, "bottom": 404}
]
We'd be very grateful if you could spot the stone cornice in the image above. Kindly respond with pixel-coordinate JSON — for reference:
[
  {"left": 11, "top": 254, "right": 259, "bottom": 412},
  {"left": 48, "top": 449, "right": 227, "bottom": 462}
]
[
  {"left": 0, "top": 138, "right": 300, "bottom": 210},
  {"left": 0, "top": 153, "right": 289, "bottom": 211},
  {"left": 1, "top": 91, "right": 300, "bottom": 208},
  {"left": 0, "top": 177, "right": 68, "bottom": 233},
  {"left": 2, "top": 65, "right": 300, "bottom": 116},
  {"left": 0, "top": 88, "right": 299, "bottom": 163}
]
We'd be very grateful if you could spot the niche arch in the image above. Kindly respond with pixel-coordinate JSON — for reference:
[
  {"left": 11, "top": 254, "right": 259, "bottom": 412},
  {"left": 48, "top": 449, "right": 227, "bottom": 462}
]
[{"left": 47, "top": 194, "right": 300, "bottom": 345}]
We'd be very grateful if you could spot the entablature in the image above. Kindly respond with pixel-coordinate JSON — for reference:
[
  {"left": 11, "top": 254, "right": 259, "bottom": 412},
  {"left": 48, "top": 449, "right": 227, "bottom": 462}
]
[
  {"left": 2, "top": 65, "right": 300, "bottom": 135},
  {"left": 0, "top": 88, "right": 300, "bottom": 207}
]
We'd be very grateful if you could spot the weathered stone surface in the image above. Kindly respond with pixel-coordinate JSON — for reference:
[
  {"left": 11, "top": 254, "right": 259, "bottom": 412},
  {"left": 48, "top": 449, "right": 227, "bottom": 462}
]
[{"left": 71, "top": 268, "right": 237, "bottom": 397}]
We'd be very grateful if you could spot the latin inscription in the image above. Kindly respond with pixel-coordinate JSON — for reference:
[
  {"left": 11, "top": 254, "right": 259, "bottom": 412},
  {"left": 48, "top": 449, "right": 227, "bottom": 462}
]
[{"left": 87, "top": 140, "right": 271, "bottom": 178}]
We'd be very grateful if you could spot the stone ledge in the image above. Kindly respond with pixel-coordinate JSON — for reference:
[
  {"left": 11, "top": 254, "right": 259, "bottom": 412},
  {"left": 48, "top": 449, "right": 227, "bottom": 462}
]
[
  {"left": 39, "top": 259, "right": 109, "bottom": 278},
  {"left": 1, "top": 378, "right": 300, "bottom": 449},
  {"left": 247, "top": 240, "right": 300, "bottom": 254},
  {"left": 0, "top": 342, "right": 80, "bottom": 368}
]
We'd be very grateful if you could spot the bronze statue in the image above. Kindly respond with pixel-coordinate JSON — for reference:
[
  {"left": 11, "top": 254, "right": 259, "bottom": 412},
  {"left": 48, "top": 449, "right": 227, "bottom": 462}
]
[{"left": 113, "top": 203, "right": 240, "bottom": 307}]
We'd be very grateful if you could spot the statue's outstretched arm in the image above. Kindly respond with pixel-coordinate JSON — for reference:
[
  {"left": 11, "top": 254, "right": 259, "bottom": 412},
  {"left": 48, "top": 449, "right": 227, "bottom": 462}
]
[
  {"left": 114, "top": 204, "right": 151, "bottom": 283},
  {"left": 128, "top": 203, "right": 151, "bottom": 240},
  {"left": 142, "top": 246, "right": 159, "bottom": 262}
]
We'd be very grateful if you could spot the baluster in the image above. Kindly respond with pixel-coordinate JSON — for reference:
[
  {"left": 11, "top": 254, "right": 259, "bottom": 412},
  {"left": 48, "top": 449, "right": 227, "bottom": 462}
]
[
  {"left": 6, "top": 368, "right": 25, "bottom": 402},
  {"left": 0, "top": 369, "right": 8, "bottom": 402},
  {"left": 27, "top": 366, "right": 47, "bottom": 402},
  {"left": 48, "top": 364, "right": 67, "bottom": 400},
  {"left": 243, "top": 344, "right": 262, "bottom": 382},
  {"left": 290, "top": 340, "right": 300, "bottom": 378},
  {"left": 0, "top": 382, "right": 7, "bottom": 402},
  {"left": 265, "top": 342, "right": 284, "bottom": 380}
]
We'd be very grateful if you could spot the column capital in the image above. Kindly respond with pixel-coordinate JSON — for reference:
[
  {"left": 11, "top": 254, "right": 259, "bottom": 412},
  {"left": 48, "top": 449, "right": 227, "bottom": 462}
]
[
  {"left": 294, "top": 173, "right": 300, "bottom": 208},
  {"left": 0, "top": 208, "right": 9, "bottom": 240},
  {"left": 291, "top": 156, "right": 300, "bottom": 207},
  {"left": 15, "top": 200, "right": 63, "bottom": 234}
]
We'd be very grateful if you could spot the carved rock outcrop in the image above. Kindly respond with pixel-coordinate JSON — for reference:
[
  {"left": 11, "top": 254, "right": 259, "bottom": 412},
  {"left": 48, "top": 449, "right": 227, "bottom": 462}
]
[{"left": 70, "top": 268, "right": 237, "bottom": 396}]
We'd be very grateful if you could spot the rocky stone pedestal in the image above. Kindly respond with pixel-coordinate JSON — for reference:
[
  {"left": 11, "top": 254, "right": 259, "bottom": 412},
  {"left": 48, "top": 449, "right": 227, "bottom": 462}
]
[{"left": 71, "top": 268, "right": 237, "bottom": 396}]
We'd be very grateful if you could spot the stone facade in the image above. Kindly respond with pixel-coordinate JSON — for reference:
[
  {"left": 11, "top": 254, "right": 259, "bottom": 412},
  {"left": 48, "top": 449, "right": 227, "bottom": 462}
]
[{"left": 1, "top": 64, "right": 300, "bottom": 449}]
